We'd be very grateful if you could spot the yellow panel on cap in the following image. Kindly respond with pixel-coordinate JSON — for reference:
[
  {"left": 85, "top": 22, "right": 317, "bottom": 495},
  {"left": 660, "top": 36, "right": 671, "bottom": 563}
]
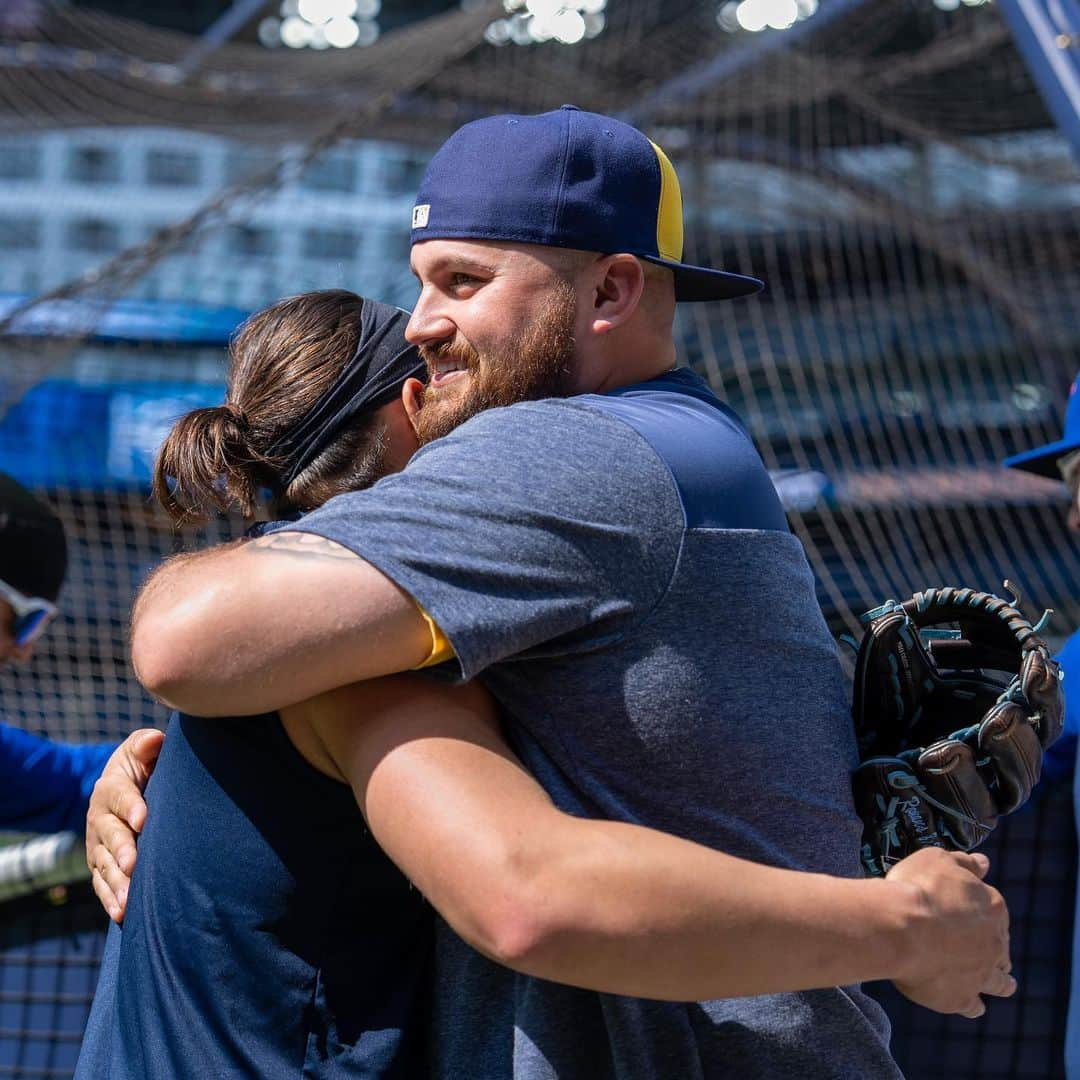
[{"left": 649, "top": 140, "right": 684, "bottom": 262}]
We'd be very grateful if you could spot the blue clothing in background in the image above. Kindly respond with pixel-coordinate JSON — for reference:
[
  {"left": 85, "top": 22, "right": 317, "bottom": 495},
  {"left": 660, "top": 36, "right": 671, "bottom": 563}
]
[
  {"left": 1051, "top": 627, "right": 1080, "bottom": 1080},
  {"left": 0, "top": 723, "right": 116, "bottom": 834},
  {"left": 1044, "top": 631, "right": 1080, "bottom": 785}
]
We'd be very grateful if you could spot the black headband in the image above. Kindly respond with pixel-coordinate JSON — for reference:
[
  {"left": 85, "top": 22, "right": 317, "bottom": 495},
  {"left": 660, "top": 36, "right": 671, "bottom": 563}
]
[{"left": 266, "top": 298, "right": 425, "bottom": 490}]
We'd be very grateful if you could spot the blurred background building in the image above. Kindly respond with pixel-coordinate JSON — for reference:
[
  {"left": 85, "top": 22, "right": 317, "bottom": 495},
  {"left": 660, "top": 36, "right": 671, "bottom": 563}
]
[{"left": 0, "top": 128, "right": 425, "bottom": 308}]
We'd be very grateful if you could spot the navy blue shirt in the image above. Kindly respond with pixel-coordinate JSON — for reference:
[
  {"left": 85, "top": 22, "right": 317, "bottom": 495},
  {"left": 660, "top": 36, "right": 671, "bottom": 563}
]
[
  {"left": 0, "top": 722, "right": 115, "bottom": 834},
  {"left": 76, "top": 712, "right": 430, "bottom": 1079}
]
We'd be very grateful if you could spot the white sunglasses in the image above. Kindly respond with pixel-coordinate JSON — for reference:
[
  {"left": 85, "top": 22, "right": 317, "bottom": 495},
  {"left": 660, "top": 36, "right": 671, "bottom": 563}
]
[{"left": 0, "top": 578, "right": 58, "bottom": 647}]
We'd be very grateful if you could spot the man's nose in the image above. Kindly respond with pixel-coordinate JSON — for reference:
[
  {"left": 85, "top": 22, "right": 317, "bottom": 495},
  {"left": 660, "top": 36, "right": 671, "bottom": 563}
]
[{"left": 405, "top": 293, "right": 455, "bottom": 348}]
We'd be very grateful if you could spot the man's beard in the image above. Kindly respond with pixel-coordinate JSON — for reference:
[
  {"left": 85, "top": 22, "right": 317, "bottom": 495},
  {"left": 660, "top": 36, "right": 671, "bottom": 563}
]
[{"left": 413, "top": 280, "right": 578, "bottom": 446}]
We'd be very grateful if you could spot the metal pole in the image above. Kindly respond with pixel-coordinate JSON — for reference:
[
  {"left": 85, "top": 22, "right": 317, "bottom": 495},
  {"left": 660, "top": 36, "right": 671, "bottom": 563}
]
[
  {"left": 996, "top": 0, "right": 1080, "bottom": 165},
  {"left": 177, "top": 0, "right": 272, "bottom": 80}
]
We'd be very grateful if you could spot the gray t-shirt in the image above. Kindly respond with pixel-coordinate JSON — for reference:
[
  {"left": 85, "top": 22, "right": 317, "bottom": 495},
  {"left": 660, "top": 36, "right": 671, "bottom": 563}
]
[{"left": 284, "top": 369, "right": 900, "bottom": 1079}]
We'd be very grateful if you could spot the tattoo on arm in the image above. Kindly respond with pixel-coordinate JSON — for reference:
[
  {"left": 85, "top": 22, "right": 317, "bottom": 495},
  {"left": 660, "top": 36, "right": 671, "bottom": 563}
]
[{"left": 247, "top": 532, "right": 360, "bottom": 562}]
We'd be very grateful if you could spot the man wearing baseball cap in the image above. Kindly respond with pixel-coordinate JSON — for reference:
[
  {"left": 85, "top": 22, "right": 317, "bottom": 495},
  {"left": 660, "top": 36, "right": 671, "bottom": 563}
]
[
  {"left": 126, "top": 107, "right": 1012, "bottom": 1077},
  {"left": 1004, "top": 375, "right": 1080, "bottom": 1078},
  {"left": 0, "top": 473, "right": 118, "bottom": 833}
]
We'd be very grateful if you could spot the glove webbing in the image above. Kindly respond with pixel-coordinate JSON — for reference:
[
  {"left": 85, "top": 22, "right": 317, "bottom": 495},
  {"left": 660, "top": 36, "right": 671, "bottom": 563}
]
[{"left": 904, "top": 586, "right": 1051, "bottom": 651}]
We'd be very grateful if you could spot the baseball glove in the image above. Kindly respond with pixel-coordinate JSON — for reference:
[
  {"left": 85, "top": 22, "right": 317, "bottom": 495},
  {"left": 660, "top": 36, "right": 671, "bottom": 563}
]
[{"left": 849, "top": 584, "right": 1065, "bottom": 878}]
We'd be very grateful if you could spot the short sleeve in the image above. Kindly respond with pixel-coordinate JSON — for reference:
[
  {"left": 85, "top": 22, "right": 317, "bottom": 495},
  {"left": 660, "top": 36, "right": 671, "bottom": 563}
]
[
  {"left": 413, "top": 605, "right": 455, "bottom": 668},
  {"left": 272, "top": 399, "right": 684, "bottom": 679}
]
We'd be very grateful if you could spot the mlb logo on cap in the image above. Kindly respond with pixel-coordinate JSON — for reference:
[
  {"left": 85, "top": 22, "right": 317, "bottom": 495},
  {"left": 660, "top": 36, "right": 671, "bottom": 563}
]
[{"left": 409, "top": 105, "right": 764, "bottom": 303}]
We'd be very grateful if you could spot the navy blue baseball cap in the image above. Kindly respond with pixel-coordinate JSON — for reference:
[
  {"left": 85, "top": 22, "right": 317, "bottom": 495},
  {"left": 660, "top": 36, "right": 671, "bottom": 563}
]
[
  {"left": 410, "top": 105, "right": 763, "bottom": 302},
  {"left": 1003, "top": 374, "right": 1080, "bottom": 479}
]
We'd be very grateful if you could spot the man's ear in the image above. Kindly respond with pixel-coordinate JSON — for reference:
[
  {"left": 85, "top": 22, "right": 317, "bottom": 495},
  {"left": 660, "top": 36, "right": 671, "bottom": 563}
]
[
  {"left": 588, "top": 254, "right": 646, "bottom": 335},
  {"left": 402, "top": 378, "right": 425, "bottom": 427}
]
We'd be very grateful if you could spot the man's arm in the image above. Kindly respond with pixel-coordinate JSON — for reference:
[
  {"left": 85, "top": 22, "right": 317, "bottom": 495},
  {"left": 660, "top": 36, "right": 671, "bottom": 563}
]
[
  {"left": 87, "top": 689, "right": 1013, "bottom": 1014},
  {"left": 133, "top": 402, "right": 690, "bottom": 716},
  {"left": 298, "top": 676, "right": 1013, "bottom": 1015},
  {"left": 131, "top": 534, "right": 431, "bottom": 716}
]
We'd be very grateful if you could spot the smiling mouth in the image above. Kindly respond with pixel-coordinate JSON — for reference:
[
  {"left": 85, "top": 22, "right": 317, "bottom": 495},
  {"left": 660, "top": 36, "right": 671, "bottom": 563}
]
[{"left": 429, "top": 359, "right": 471, "bottom": 388}]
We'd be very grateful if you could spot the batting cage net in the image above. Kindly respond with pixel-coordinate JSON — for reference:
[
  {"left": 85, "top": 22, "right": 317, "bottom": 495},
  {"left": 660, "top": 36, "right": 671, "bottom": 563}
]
[{"left": 0, "top": 0, "right": 1077, "bottom": 1076}]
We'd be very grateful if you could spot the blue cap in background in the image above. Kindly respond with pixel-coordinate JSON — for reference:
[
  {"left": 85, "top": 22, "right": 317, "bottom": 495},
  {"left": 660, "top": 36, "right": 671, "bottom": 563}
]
[
  {"left": 1003, "top": 374, "right": 1080, "bottom": 478},
  {"left": 410, "top": 105, "right": 763, "bottom": 303}
]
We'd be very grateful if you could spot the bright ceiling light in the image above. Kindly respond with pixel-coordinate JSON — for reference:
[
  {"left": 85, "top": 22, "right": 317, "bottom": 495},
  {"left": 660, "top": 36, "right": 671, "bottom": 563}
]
[
  {"left": 763, "top": 0, "right": 798, "bottom": 29},
  {"left": 269, "top": 0, "right": 373, "bottom": 47},
  {"left": 724, "top": 0, "right": 817, "bottom": 32},
  {"left": 509, "top": 13, "right": 534, "bottom": 43},
  {"left": 324, "top": 15, "right": 360, "bottom": 46},
  {"left": 527, "top": 0, "right": 563, "bottom": 17},
  {"left": 529, "top": 14, "right": 555, "bottom": 39},
  {"left": 483, "top": 0, "right": 605, "bottom": 46},
  {"left": 735, "top": 0, "right": 769, "bottom": 32},
  {"left": 297, "top": 0, "right": 339, "bottom": 25},
  {"left": 552, "top": 7, "right": 587, "bottom": 42},
  {"left": 280, "top": 14, "right": 313, "bottom": 46},
  {"left": 484, "top": 18, "right": 512, "bottom": 44}
]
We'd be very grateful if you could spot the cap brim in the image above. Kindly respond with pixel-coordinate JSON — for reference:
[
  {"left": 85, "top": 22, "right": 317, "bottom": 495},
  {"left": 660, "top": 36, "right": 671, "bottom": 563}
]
[
  {"left": 641, "top": 255, "right": 764, "bottom": 302},
  {"left": 1002, "top": 437, "right": 1080, "bottom": 478}
]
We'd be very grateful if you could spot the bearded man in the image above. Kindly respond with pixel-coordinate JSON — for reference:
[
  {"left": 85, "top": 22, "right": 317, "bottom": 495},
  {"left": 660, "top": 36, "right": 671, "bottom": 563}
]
[{"left": 103, "top": 107, "right": 1012, "bottom": 1078}]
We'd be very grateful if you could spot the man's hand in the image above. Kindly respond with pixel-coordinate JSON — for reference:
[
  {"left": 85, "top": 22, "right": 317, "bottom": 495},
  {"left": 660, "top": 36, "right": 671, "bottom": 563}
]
[
  {"left": 86, "top": 728, "right": 163, "bottom": 923},
  {"left": 885, "top": 848, "right": 1014, "bottom": 1018}
]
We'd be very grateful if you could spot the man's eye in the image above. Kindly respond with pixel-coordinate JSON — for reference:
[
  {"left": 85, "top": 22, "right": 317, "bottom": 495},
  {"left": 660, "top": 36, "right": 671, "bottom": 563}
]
[{"left": 449, "top": 273, "right": 479, "bottom": 288}]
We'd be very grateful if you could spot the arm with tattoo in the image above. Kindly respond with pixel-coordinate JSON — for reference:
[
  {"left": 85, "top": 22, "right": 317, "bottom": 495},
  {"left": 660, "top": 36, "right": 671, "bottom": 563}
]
[
  {"left": 247, "top": 532, "right": 372, "bottom": 560},
  {"left": 131, "top": 531, "right": 431, "bottom": 716}
]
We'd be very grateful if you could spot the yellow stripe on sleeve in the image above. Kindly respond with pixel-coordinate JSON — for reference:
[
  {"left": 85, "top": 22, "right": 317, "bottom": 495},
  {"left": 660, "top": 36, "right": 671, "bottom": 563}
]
[{"left": 413, "top": 605, "right": 456, "bottom": 669}]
